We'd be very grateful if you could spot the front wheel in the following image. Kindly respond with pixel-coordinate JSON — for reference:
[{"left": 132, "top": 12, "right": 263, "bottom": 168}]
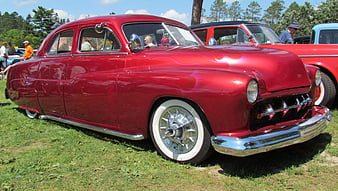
[{"left": 150, "top": 99, "right": 212, "bottom": 164}]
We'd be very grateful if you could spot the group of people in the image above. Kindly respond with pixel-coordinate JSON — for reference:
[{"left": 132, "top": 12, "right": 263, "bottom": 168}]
[{"left": 0, "top": 40, "right": 33, "bottom": 71}]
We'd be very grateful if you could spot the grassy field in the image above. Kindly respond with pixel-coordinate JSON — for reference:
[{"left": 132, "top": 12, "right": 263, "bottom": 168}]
[{"left": 0, "top": 79, "right": 337, "bottom": 191}]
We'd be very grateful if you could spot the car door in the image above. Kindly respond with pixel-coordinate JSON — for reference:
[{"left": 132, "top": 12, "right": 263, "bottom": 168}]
[
  {"left": 63, "top": 25, "right": 125, "bottom": 128},
  {"left": 38, "top": 29, "right": 74, "bottom": 116}
]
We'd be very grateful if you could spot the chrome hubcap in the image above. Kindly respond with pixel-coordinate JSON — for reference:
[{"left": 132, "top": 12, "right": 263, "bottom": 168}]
[{"left": 159, "top": 106, "right": 198, "bottom": 154}]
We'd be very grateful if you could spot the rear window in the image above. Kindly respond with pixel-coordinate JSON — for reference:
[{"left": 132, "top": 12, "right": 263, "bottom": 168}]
[
  {"left": 47, "top": 30, "right": 74, "bottom": 55},
  {"left": 319, "top": 29, "right": 338, "bottom": 44}
]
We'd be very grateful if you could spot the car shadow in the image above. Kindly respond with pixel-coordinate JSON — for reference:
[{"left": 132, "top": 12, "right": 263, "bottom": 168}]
[
  {"left": 17, "top": 108, "right": 332, "bottom": 178},
  {"left": 0, "top": 102, "right": 11, "bottom": 107},
  {"left": 47, "top": 119, "right": 157, "bottom": 152},
  {"left": 203, "top": 133, "right": 332, "bottom": 178},
  {"left": 66, "top": 118, "right": 332, "bottom": 178}
]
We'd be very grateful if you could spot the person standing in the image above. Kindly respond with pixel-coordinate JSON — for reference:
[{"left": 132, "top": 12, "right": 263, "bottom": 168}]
[
  {"left": 8, "top": 42, "right": 16, "bottom": 55},
  {"left": 279, "top": 23, "right": 300, "bottom": 44},
  {"left": 0, "top": 42, "right": 8, "bottom": 70},
  {"left": 22, "top": 40, "right": 33, "bottom": 60}
]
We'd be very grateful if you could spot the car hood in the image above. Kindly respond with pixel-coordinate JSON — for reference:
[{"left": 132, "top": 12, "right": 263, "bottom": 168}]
[
  {"left": 139, "top": 45, "right": 311, "bottom": 93},
  {"left": 257, "top": 44, "right": 338, "bottom": 56}
]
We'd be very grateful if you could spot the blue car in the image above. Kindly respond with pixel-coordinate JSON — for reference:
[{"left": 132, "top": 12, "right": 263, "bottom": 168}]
[
  {"left": 311, "top": 23, "right": 338, "bottom": 44},
  {"left": 7, "top": 48, "right": 24, "bottom": 66}
]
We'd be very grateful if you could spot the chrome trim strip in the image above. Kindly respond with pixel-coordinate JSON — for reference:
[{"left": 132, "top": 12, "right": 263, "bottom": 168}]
[
  {"left": 211, "top": 107, "right": 331, "bottom": 157},
  {"left": 45, "top": 54, "right": 73, "bottom": 58},
  {"left": 298, "top": 54, "right": 338, "bottom": 58},
  {"left": 45, "top": 52, "right": 128, "bottom": 58},
  {"left": 74, "top": 52, "right": 128, "bottom": 56},
  {"left": 39, "top": 115, "right": 144, "bottom": 140}
]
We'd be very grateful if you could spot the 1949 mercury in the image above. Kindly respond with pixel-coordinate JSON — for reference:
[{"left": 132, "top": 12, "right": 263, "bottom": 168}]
[{"left": 5, "top": 15, "right": 331, "bottom": 164}]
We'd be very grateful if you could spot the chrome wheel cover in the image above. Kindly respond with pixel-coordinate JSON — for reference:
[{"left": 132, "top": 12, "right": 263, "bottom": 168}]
[
  {"left": 158, "top": 106, "right": 198, "bottom": 154},
  {"left": 25, "top": 109, "right": 38, "bottom": 119}
]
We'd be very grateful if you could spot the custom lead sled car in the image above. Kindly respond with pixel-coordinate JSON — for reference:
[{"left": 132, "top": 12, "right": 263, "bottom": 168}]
[{"left": 5, "top": 15, "right": 331, "bottom": 164}]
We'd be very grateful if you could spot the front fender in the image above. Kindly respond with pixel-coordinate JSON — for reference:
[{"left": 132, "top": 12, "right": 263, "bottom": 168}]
[{"left": 116, "top": 69, "right": 257, "bottom": 136}]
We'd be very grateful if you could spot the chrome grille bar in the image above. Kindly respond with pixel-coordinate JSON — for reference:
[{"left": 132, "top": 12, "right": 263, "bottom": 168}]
[{"left": 257, "top": 94, "right": 312, "bottom": 120}]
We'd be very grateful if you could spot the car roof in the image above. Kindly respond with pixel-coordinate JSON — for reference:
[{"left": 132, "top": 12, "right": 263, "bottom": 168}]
[
  {"left": 58, "top": 14, "right": 187, "bottom": 29},
  {"left": 190, "top": 21, "right": 261, "bottom": 29},
  {"left": 312, "top": 23, "right": 338, "bottom": 30}
]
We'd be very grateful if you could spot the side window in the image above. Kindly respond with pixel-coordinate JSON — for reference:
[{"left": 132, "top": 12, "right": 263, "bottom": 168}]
[
  {"left": 237, "top": 28, "right": 250, "bottom": 43},
  {"left": 79, "top": 27, "right": 121, "bottom": 52},
  {"left": 194, "top": 29, "right": 207, "bottom": 44},
  {"left": 47, "top": 30, "right": 73, "bottom": 55},
  {"left": 214, "top": 27, "right": 237, "bottom": 45}
]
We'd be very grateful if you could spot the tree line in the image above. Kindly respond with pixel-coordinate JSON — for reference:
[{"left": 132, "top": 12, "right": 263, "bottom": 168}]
[
  {"left": 0, "top": 1, "right": 337, "bottom": 49},
  {"left": 0, "top": 6, "right": 69, "bottom": 49},
  {"left": 203, "top": 0, "right": 337, "bottom": 36}
]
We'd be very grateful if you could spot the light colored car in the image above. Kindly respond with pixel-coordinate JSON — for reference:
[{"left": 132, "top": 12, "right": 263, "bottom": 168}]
[
  {"left": 5, "top": 15, "right": 331, "bottom": 164},
  {"left": 7, "top": 48, "right": 24, "bottom": 65},
  {"left": 311, "top": 23, "right": 338, "bottom": 44}
]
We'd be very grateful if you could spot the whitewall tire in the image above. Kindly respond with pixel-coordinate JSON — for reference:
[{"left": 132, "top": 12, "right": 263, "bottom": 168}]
[{"left": 150, "top": 99, "right": 212, "bottom": 164}]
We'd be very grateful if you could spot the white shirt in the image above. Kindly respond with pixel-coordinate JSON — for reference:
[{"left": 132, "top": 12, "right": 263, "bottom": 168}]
[{"left": 0, "top": 46, "right": 7, "bottom": 57}]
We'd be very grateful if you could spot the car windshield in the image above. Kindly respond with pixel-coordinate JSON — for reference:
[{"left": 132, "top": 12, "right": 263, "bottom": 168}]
[
  {"left": 123, "top": 23, "right": 201, "bottom": 49},
  {"left": 246, "top": 25, "right": 282, "bottom": 44}
]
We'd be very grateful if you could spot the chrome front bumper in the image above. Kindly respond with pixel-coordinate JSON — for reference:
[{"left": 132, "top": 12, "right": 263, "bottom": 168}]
[{"left": 211, "top": 107, "right": 331, "bottom": 157}]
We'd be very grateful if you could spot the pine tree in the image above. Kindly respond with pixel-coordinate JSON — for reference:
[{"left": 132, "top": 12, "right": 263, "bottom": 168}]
[{"left": 243, "top": 1, "right": 262, "bottom": 22}]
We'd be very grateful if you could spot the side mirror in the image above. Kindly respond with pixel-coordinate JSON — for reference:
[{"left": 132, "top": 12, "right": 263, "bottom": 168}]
[
  {"left": 95, "top": 23, "right": 105, "bottom": 34},
  {"left": 208, "top": 38, "right": 218, "bottom": 45}
]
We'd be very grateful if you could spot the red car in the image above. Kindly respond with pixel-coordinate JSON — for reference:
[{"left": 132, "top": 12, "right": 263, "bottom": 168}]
[
  {"left": 191, "top": 21, "right": 338, "bottom": 107},
  {"left": 5, "top": 15, "right": 331, "bottom": 164}
]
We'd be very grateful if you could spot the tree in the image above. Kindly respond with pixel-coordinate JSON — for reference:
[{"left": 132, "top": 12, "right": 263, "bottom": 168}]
[
  {"left": 23, "top": 33, "right": 42, "bottom": 48},
  {"left": 243, "top": 1, "right": 262, "bottom": 22},
  {"left": 209, "top": 0, "right": 228, "bottom": 22},
  {"left": 315, "top": 0, "right": 337, "bottom": 23},
  {"left": 228, "top": 0, "right": 242, "bottom": 21},
  {"left": 31, "top": 6, "right": 59, "bottom": 38},
  {"left": 276, "top": 2, "right": 301, "bottom": 34},
  {"left": 0, "top": 12, "right": 26, "bottom": 34},
  {"left": 263, "top": 0, "right": 285, "bottom": 30},
  {"left": 191, "top": 0, "right": 203, "bottom": 25},
  {"left": 0, "top": 29, "right": 25, "bottom": 47}
]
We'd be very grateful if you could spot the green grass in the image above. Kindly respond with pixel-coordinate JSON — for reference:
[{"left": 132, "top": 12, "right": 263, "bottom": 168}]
[{"left": 0, "top": 80, "right": 337, "bottom": 191}]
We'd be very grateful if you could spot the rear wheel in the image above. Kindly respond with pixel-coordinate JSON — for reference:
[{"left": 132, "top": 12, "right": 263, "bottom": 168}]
[
  {"left": 150, "top": 99, "right": 212, "bottom": 164},
  {"left": 315, "top": 72, "right": 336, "bottom": 107}
]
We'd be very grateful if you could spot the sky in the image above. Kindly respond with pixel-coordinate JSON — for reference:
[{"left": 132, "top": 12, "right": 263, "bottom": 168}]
[{"left": 0, "top": 0, "right": 325, "bottom": 25}]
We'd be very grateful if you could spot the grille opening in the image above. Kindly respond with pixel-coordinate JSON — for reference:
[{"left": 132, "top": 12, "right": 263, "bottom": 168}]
[{"left": 250, "top": 94, "right": 312, "bottom": 131}]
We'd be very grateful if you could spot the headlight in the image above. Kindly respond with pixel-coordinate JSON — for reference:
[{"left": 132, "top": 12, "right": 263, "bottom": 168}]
[
  {"left": 315, "top": 70, "right": 321, "bottom": 86},
  {"left": 247, "top": 80, "right": 258, "bottom": 103}
]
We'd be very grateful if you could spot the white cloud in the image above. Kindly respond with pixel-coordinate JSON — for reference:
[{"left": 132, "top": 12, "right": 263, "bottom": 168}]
[
  {"left": 124, "top": 9, "right": 150, "bottom": 15},
  {"left": 160, "top": 9, "right": 190, "bottom": 25},
  {"left": 100, "top": 0, "right": 119, "bottom": 5},
  {"left": 13, "top": 0, "right": 37, "bottom": 6},
  {"left": 54, "top": 9, "right": 76, "bottom": 21}
]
